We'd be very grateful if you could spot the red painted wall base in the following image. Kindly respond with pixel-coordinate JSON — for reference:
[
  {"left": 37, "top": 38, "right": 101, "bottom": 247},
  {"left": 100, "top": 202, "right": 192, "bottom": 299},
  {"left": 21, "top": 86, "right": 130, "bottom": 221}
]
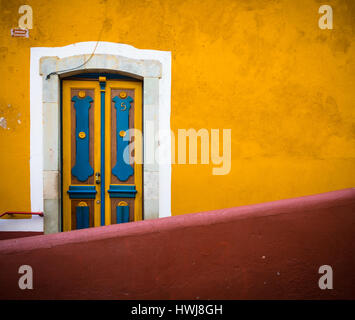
[{"left": 0, "top": 188, "right": 354, "bottom": 299}]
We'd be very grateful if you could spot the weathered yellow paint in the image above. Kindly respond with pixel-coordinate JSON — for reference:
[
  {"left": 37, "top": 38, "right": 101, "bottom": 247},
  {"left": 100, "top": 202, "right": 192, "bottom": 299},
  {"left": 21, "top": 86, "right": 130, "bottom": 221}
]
[{"left": 0, "top": 0, "right": 354, "bottom": 218}]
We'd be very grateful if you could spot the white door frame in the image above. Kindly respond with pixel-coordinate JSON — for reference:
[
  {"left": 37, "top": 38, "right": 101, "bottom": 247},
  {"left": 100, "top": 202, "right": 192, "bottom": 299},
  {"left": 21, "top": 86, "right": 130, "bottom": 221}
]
[{"left": 30, "top": 41, "right": 172, "bottom": 233}]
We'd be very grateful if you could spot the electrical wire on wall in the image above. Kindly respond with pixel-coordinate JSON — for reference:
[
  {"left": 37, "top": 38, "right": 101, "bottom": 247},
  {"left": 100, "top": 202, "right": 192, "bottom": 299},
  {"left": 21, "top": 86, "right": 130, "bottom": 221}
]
[{"left": 46, "top": 19, "right": 106, "bottom": 80}]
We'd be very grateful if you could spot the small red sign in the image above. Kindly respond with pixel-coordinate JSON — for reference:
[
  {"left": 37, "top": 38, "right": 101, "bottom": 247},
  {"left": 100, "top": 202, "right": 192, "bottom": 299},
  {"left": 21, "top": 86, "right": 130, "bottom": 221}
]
[{"left": 11, "top": 28, "right": 29, "bottom": 38}]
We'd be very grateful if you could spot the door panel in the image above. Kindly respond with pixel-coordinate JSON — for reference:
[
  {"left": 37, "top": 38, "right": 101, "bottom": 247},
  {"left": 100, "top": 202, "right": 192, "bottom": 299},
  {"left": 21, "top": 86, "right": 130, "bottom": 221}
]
[
  {"left": 70, "top": 89, "right": 96, "bottom": 185},
  {"left": 71, "top": 200, "right": 95, "bottom": 229},
  {"left": 62, "top": 78, "right": 142, "bottom": 232},
  {"left": 110, "top": 88, "right": 135, "bottom": 184},
  {"left": 63, "top": 81, "right": 101, "bottom": 231},
  {"left": 105, "top": 81, "right": 142, "bottom": 226}
]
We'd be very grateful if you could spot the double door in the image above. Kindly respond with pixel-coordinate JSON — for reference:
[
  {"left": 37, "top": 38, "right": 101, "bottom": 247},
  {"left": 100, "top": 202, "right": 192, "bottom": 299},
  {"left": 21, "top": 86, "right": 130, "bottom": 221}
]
[{"left": 62, "top": 77, "right": 142, "bottom": 231}]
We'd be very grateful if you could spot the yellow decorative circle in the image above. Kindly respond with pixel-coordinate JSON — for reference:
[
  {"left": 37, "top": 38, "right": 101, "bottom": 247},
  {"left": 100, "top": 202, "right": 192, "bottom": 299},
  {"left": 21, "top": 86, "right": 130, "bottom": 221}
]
[
  {"left": 78, "top": 131, "right": 86, "bottom": 139},
  {"left": 119, "top": 91, "right": 127, "bottom": 99},
  {"left": 78, "top": 91, "right": 86, "bottom": 98},
  {"left": 78, "top": 201, "right": 88, "bottom": 207},
  {"left": 118, "top": 201, "right": 128, "bottom": 206},
  {"left": 119, "top": 130, "right": 126, "bottom": 137}
]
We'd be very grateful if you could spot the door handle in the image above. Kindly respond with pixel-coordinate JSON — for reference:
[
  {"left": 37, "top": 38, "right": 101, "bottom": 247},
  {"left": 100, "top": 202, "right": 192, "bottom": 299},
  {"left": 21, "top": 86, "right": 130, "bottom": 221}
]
[{"left": 95, "top": 172, "right": 101, "bottom": 184}]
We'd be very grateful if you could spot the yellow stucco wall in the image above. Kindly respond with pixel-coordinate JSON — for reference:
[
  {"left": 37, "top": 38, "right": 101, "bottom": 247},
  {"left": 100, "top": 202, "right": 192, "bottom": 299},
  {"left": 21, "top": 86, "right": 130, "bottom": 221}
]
[{"left": 0, "top": 0, "right": 354, "bottom": 217}]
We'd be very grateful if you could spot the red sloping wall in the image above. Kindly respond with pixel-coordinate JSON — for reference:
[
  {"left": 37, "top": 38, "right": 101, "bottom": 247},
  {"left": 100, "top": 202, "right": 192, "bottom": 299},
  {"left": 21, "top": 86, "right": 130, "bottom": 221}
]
[{"left": 0, "top": 188, "right": 354, "bottom": 300}]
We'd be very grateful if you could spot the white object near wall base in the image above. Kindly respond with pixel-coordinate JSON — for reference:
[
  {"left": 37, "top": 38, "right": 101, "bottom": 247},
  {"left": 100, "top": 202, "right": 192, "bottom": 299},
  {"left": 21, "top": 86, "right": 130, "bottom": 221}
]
[{"left": 28, "top": 42, "right": 171, "bottom": 234}]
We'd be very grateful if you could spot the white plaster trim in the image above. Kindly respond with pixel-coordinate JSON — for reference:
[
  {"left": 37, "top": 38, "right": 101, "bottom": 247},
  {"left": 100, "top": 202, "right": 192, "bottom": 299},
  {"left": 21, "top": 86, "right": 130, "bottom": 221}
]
[
  {"left": 0, "top": 216, "right": 43, "bottom": 232},
  {"left": 28, "top": 42, "right": 171, "bottom": 232}
]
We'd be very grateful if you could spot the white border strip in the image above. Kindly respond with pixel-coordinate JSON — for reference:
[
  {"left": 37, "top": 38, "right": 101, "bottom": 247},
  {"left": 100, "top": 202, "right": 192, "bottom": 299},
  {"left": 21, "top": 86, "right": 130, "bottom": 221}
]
[{"left": 0, "top": 216, "right": 43, "bottom": 232}]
